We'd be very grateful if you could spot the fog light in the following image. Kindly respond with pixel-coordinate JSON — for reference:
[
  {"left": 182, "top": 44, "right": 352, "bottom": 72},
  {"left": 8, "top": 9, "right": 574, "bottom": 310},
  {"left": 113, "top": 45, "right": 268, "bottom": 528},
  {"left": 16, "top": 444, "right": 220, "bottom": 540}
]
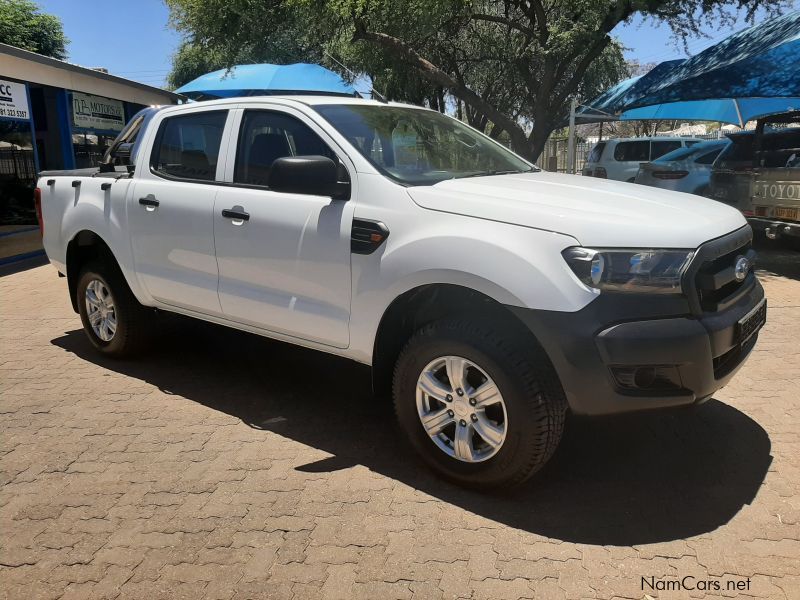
[
  {"left": 633, "top": 367, "right": 657, "bottom": 388},
  {"left": 611, "top": 365, "right": 682, "bottom": 392}
]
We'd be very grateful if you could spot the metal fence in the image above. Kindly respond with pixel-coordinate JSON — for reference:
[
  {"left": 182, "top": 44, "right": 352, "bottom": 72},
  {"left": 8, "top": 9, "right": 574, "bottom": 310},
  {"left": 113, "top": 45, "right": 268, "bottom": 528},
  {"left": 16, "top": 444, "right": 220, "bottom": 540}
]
[
  {"left": 0, "top": 148, "right": 36, "bottom": 183},
  {"left": 535, "top": 139, "right": 591, "bottom": 173},
  {"left": 536, "top": 131, "right": 728, "bottom": 174}
]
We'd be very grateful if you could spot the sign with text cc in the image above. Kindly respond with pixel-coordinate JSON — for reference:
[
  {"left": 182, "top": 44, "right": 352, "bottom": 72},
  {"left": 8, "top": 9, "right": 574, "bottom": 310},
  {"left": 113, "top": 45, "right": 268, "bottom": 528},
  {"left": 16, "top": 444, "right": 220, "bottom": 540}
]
[{"left": 0, "top": 79, "right": 31, "bottom": 121}]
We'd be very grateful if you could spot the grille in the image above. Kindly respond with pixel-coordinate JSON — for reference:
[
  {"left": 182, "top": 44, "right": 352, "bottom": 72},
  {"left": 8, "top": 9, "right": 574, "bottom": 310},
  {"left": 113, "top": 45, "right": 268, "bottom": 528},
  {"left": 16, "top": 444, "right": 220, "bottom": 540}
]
[{"left": 685, "top": 227, "right": 754, "bottom": 314}]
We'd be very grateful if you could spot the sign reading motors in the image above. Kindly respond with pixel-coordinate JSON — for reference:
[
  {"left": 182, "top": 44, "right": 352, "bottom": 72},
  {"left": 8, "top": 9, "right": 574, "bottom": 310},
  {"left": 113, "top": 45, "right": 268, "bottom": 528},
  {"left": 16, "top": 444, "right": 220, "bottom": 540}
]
[
  {"left": 72, "top": 92, "right": 125, "bottom": 132},
  {"left": 0, "top": 79, "right": 31, "bottom": 121}
]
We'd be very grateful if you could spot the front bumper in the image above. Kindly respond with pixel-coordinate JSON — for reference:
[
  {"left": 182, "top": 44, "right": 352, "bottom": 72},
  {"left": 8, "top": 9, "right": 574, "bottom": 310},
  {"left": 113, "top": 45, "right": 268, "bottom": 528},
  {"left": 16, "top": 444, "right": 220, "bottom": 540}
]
[{"left": 509, "top": 279, "right": 765, "bottom": 415}]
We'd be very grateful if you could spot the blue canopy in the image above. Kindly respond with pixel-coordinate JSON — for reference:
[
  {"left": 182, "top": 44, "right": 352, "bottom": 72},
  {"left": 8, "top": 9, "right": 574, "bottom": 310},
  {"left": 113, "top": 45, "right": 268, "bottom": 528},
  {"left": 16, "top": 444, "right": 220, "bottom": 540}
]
[
  {"left": 626, "top": 11, "right": 800, "bottom": 110},
  {"left": 175, "top": 63, "right": 357, "bottom": 100},
  {"left": 620, "top": 97, "right": 800, "bottom": 126},
  {"left": 574, "top": 60, "right": 685, "bottom": 122},
  {"left": 576, "top": 11, "right": 800, "bottom": 126}
]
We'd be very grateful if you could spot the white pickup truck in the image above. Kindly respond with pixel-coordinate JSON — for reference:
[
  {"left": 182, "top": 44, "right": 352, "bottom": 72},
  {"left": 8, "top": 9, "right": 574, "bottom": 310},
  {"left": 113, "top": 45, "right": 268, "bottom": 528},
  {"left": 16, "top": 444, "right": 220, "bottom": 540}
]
[{"left": 36, "top": 96, "right": 766, "bottom": 489}]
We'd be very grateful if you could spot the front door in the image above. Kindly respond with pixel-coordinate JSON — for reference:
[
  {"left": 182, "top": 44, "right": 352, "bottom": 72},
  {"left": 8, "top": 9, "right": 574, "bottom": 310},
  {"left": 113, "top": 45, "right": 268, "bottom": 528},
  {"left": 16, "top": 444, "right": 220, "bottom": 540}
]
[
  {"left": 128, "top": 108, "right": 230, "bottom": 314},
  {"left": 213, "top": 108, "right": 354, "bottom": 348}
]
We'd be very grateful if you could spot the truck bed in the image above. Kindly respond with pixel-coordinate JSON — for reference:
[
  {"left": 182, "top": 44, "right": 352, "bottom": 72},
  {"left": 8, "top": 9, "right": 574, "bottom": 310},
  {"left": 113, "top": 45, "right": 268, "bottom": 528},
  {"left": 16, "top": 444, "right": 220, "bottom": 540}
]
[{"left": 39, "top": 166, "right": 132, "bottom": 179}]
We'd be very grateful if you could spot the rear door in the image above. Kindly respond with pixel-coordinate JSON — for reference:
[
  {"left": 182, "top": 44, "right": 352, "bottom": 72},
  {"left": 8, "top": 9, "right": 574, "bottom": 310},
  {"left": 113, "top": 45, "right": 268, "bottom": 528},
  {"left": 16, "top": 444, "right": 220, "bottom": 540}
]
[
  {"left": 213, "top": 107, "right": 355, "bottom": 348},
  {"left": 128, "top": 107, "right": 233, "bottom": 314}
]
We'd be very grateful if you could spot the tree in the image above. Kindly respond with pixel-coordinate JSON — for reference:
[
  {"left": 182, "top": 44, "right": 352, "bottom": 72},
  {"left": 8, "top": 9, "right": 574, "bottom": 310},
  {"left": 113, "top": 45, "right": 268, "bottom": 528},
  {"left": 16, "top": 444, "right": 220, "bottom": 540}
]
[
  {"left": 166, "top": 0, "right": 788, "bottom": 160},
  {"left": 0, "top": 0, "right": 67, "bottom": 60}
]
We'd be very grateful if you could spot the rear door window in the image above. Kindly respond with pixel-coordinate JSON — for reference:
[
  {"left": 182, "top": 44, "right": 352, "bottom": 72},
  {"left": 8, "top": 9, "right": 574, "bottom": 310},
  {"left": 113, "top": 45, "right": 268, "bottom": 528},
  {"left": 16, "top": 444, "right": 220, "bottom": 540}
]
[
  {"left": 717, "top": 136, "right": 754, "bottom": 170},
  {"left": 695, "top": 147, "right": 724, "bottom": 165},
  {"left": 587, "top": 142, "right": 606, "bottom": 163},
  {"left": 613, "top": 141, "right": 649, "bottom": 162},
  {"left": 650, "top": 140, "right": 682, "bottom": 160},
  {"left": 151, "top": 111, "right": 227, "bottom": 181},
  {"left": 654, "top": 146, "right": 696, "bottom": 163}
]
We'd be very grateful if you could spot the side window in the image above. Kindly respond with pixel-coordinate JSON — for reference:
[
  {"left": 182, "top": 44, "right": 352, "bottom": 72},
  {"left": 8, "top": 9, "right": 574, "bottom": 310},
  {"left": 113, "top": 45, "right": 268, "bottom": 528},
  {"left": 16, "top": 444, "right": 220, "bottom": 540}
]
[
  {"left": 695, "top": 148, "right": 723, "bottom": 165},
  {"left": 151, "top": 111, "right": 227, "bottom": 181},
  {"left": 650, "top": 140, "right": 682, "bottom": 160},
  {"left": 614, "top": 141, "right": 649, "bottom": 162},
  {"left": 234, "top": 110, "right": 338, "bottom": 187}
]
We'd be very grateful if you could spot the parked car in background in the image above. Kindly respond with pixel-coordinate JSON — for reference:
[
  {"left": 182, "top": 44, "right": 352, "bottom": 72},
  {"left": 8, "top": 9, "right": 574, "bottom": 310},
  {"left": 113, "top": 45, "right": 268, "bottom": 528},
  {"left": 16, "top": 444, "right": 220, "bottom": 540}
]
[
  {"left": 634, "top": 139, "right": 729, "bottom": 195},
  {"left": 709, "top": 112, "right": 800, "bottom": 244},
  {"left": 582, "top": 137, "right": 703, "bottom": 182}
]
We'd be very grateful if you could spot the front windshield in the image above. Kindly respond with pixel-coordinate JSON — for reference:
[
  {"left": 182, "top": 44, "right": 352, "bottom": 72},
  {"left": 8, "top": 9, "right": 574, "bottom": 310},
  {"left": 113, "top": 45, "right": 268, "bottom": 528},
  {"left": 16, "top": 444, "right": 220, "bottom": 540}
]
[{"left": 313, "top": 104, "right": 535, "bottom": 186}]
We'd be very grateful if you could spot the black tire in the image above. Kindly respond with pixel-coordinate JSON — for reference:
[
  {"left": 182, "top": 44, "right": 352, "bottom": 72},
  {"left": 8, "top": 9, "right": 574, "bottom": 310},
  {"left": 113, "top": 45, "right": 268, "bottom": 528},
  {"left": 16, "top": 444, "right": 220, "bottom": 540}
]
[
  {"left": 393, "top": 317, "right": 567, "bottom": 490},
  {"left": 76, "top": 260, "right": 152, "bottom": 357}
]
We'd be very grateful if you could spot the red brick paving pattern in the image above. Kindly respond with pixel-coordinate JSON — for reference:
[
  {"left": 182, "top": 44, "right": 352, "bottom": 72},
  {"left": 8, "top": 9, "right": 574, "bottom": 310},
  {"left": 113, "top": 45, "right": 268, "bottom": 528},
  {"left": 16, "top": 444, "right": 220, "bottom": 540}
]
[{"left": 1, "top": 259, "right": 798, "bottom": 599}]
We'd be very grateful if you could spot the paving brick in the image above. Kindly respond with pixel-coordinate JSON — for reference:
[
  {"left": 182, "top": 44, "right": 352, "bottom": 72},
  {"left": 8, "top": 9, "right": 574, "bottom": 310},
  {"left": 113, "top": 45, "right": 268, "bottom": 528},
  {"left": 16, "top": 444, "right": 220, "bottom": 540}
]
[{"left": 1, "top": 262, "right": 798, "bottom": 599}]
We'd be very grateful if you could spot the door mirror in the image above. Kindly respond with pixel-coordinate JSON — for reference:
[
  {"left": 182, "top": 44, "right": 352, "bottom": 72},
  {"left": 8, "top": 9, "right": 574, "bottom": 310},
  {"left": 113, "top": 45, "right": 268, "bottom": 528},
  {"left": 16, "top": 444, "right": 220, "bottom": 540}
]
[{"left": 268, "top": 155, "right": 350, "bottom": 199}]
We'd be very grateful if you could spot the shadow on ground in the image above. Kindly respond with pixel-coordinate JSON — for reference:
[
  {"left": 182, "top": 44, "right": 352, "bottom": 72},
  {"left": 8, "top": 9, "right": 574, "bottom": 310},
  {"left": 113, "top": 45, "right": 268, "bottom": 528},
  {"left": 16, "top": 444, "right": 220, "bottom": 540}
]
[
  {"left": 52, "top": 317, "right": 772, "bottom": 546},
  {"left": 753, "top": 237, "right": 800, "bottom": 280}
]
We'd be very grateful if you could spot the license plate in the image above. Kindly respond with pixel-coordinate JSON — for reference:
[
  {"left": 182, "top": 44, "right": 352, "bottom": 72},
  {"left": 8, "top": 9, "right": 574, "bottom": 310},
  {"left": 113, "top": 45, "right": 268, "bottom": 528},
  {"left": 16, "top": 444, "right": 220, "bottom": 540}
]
[
  {"left": 775, "top": 206, "right": 799, "bottom": 221},
  {"left": 738, "top": 298, "right": 767, "bottom": 346}
]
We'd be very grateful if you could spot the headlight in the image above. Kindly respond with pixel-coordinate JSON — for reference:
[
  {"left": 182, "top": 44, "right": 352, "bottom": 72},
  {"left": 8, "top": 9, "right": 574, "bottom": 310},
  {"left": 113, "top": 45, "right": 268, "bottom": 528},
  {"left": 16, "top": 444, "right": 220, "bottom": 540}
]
[{"left": 562, "top": 247, "right": 694, "bottom": 293}]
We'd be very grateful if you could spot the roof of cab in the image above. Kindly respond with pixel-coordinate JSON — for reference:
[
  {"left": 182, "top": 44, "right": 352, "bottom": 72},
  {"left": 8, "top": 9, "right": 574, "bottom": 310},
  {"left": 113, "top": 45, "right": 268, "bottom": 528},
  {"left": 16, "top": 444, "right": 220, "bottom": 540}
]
[{"left": 165, "top": 95, "right": 428, "bottom": 112}]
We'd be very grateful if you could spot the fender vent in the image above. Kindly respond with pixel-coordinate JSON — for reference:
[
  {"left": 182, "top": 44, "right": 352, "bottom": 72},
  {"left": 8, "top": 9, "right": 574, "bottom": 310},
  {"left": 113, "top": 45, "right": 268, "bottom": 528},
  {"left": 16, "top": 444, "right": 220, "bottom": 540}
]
[{"left": 351, "top": 219, "right": 389, "bottom": 255}]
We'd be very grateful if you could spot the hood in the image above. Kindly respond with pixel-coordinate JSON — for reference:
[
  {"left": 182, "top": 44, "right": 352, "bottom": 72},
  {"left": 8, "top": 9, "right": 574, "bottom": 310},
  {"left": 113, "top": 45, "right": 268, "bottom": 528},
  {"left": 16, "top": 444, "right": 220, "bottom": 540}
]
[{"left": 407, "top": 171, "right": 746, "bottom": 248}]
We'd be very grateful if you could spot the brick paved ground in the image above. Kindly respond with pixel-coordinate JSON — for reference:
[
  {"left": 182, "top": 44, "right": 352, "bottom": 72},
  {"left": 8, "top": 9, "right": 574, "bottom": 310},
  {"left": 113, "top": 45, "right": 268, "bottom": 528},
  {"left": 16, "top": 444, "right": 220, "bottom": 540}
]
[{"left": 1, "top": 251, "right": 798, "bottom": 599}]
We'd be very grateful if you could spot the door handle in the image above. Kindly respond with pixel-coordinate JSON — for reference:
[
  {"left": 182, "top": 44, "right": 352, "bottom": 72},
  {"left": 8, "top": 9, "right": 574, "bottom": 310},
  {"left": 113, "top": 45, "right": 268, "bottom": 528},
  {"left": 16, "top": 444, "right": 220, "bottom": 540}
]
[
  {"left": 139, "top": 196, "right": 160, "bottom": 208},
  {"left": 221, "top": 208, "right": 250, "bottom": 221}
]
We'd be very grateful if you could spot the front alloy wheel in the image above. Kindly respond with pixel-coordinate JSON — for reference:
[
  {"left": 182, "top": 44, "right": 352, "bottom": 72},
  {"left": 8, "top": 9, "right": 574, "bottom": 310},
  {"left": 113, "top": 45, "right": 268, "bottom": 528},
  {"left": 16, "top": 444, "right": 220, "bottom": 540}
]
[
  {"left": 416, "top": 356, "right": 507, "bottom": 462},
  {"left": 393, "top": 317, "right": 567, "bottom": 489}
]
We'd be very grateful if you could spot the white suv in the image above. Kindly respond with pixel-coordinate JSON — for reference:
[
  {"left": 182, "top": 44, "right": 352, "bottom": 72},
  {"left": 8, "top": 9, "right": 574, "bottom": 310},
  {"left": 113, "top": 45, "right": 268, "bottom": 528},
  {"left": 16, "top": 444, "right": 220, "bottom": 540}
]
[
  {"left": 583, "top": 137, "right": 703, "bottom": 182},
  {"left": 37, "top": 97, "right": 765, "bottom": 489}
]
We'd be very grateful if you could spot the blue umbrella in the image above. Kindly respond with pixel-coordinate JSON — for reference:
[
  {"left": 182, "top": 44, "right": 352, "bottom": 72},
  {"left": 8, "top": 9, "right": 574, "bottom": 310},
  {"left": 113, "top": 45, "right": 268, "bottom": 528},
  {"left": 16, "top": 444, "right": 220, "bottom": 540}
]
[
  {"left": 620, "top": 97, "right": 800, "bottom": 126},
  {"left": 175, "top": 63, "right": 357, "bottom": 100},
  {"left": 625, "top": 11, "right": 800, "bottom": 110},
  {"left": 576, "top": 12, "right": 800, "bottom": 126},
  {"left": 574, "top": 60, "right": 686, "bottom": 123}
]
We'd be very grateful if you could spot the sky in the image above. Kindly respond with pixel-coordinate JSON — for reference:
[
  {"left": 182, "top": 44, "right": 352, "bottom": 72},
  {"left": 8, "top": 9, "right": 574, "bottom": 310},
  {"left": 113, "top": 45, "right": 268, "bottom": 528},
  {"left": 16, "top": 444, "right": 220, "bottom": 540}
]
[{"left": 36, "top": 0, "right": 799, "bottom": 90}]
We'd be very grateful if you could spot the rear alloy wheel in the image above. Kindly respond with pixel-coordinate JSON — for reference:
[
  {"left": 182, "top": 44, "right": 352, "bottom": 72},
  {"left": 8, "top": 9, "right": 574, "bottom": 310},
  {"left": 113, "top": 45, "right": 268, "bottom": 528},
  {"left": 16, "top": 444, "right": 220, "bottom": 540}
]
[
  {"left": 84, "top": 278, "right": 118, "bottom": 342},
  {"left": 394, "top": 317, "right": 566, "bottom": 489},
  {"left": 77, "top": 261, "right": 152, "bottom": 357}
]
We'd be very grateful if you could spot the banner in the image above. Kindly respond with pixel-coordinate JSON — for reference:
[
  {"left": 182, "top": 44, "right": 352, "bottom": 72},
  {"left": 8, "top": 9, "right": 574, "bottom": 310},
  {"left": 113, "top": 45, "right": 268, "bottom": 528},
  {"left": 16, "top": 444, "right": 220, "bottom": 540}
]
[
  {"left": 0, "top": 79, "right": 30, "bottom": 121},
  {"left": 72, "top": 92, "right": 125, "bottom": 132}
]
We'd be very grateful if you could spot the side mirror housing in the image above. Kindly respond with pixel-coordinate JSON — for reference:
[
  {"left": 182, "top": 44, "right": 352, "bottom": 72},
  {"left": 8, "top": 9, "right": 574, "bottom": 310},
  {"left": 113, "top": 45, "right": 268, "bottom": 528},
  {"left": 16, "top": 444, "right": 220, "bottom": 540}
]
[{"left": 268, "top": 155, "right": 350, "bottom": 199}]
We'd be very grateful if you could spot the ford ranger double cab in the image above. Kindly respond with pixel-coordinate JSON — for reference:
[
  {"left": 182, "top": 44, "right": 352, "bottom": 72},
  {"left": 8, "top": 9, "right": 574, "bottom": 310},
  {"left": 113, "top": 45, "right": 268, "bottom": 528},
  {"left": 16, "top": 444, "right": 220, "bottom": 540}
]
[{"left": 36, "top": 97, "right": 766, "bottom": 489}]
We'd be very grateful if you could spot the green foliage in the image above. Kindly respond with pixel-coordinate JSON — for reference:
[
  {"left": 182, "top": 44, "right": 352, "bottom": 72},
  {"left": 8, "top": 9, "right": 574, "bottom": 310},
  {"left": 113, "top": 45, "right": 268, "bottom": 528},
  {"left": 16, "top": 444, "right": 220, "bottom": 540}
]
[
  {"left": 165, "top": 0, "right": 788, "bottom": 159},
  {"left": 0, "top": 0, "right": 68, "bottom": 59}
]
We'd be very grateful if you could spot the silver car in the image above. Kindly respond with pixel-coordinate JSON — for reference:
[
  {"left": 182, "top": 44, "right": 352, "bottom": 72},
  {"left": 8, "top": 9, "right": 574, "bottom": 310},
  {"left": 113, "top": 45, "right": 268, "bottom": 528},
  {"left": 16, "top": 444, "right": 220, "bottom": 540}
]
[{"left": 634, "top": 140, "right": 729, "bottom": 195}]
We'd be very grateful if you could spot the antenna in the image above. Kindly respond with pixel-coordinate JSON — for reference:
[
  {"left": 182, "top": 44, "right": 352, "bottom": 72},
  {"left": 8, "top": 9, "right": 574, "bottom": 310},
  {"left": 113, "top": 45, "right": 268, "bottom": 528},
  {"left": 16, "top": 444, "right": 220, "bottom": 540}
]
[{"left": 324, "top": 52, "right": 388, "bottom": 103}]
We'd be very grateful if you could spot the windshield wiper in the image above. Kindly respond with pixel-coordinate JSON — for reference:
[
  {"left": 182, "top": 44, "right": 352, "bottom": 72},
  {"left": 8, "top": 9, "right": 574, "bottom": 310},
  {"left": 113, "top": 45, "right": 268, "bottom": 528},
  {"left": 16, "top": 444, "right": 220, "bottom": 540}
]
[{"left": 457, "top": 167, "right": 536, "bottom": 179}]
